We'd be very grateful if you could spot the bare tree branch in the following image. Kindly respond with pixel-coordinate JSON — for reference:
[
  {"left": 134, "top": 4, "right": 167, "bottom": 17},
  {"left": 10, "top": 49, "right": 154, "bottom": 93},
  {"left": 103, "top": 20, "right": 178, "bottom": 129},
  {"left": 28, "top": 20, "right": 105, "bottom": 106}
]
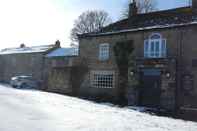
[
  {"left": 121, "top": 0, "right": 157, "bottom": 19},
  {"left": 70, "top": 10, "right": 112, "bottom": 45}
]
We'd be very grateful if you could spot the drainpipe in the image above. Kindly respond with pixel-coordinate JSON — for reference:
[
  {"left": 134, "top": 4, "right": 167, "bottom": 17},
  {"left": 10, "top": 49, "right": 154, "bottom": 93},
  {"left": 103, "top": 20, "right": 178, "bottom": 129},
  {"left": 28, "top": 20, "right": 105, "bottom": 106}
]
[{"left": 175, "top": 28, "right": 183, "bottom": 114}]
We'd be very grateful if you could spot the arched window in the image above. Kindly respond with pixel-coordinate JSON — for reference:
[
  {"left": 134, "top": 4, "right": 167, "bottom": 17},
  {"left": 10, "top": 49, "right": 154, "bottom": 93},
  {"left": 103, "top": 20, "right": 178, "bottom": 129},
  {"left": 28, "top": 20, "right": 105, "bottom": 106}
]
[
  {"left": 144, "top": 33, "right": 166, "bottom": 58},
  {"left": 150, "top": 33, "right": 161, "bottom": 39}
]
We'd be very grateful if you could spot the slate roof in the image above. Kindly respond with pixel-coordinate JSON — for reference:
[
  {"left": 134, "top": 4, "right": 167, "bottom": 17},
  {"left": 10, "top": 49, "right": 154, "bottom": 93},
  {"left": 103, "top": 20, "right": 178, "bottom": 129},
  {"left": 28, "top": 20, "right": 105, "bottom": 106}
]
[
  {"left": 0, "top": 45, "right": 56, "bottom": 55},
  {"left": 79, "top": 7, "right": 197, "bottom": 38},
  {"left": 46, "top": 48, "right": 78, "bottom": 58}
]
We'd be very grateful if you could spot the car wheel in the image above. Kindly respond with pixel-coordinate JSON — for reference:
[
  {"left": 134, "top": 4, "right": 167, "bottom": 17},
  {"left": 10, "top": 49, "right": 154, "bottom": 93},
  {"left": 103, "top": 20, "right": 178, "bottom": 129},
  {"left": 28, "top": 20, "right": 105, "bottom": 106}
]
[
  {"left": 20, "top": 83, "right": 28, "bottom": 88},
  {"left": 12, "top": 85, "right": 17, "bottom": 88}
]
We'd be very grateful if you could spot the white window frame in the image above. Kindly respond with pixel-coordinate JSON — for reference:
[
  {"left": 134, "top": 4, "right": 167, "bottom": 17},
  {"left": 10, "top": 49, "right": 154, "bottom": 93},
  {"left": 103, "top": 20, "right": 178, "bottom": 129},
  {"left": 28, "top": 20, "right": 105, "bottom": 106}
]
[
  {"left": 99, "top": 43, "right": 110, "bottom": 61},
  {"left": 90, "top": 71, "right": 115, "bottom": 88},
  {"left": 144, "top": 33, "right": 166, "bottom": 58}
]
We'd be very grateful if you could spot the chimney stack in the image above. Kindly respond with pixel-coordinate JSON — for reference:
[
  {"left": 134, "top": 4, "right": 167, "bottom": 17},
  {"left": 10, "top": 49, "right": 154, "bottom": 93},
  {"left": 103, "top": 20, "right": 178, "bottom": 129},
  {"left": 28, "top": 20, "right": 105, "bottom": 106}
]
[
  {"left": 193, "top": 0, "right": 197, "bottom": 9},
  {"left": 20, "top": 43, "right": 25, "bottom": 48},
  {"left": 129, "top": 0, "right": 138, "bottom": 18},
  {"left": 55, "top": 40, "right": 61, "bottom": 48}
]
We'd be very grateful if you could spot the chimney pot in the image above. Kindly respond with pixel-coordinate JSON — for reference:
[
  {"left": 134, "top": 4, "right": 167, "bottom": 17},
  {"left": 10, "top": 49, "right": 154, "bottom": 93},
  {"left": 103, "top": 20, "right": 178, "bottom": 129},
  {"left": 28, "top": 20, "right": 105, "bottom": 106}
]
[
  {"left": 129, "top": 1, "right": 138, "bottom": 18},
  {"left": 55, "top": 40, "right": 61, "bottom": 48},
  {"left": 20, "top": 43, "right": 25, "bottom": 48}
]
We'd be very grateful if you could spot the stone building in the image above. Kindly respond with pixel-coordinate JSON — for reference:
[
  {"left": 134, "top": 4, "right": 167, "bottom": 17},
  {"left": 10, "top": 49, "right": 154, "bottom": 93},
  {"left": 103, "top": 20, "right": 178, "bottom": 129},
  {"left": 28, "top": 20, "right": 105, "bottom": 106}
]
[
  {"left": 78, "top": 0, "right": 197, "bottom": 120},
  {"left": 44, "top": 48, "right": 79, "bottom": 94},
  {"left": 0, "top": 43, "right": 60, "bottom": 85}
]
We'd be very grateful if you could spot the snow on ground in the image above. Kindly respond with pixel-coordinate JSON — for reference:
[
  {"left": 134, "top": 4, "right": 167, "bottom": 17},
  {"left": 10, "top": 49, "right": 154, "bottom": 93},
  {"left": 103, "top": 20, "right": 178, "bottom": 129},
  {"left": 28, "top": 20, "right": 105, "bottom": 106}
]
[{"left": 0, "top": 84, "right": 197, "bottom": 131}]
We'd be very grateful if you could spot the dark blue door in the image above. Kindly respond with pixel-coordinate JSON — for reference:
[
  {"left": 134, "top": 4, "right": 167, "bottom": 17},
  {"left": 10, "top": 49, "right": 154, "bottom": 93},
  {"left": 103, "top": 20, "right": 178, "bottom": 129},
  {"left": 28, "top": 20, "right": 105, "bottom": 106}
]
[{"left": 139, "top": 69, "right": 161, "bottom": 108}]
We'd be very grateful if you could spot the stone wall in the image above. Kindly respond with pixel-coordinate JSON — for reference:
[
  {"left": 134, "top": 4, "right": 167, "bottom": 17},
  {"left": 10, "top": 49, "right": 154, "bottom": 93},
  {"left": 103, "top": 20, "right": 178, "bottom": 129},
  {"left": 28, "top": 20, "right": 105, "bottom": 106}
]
[
  {"left": 0, "top": 53, "right": 45, "bottom": 83},
  {"left": 159, "top": 58, "right": 177, "bottom": 110},
  {"left": 79, "top": 36, "right": 120, "bottom": 101},
  {"left": 47, "top": 68, "right": 72, "bottom": 94},
  {"left": 44, "top": 57, "right": 80, "bottom": 95},
  {"left": 79, "top": 25, "right": 197, "bottom": 110},
  {"left": 79, "top": 27, "right": 180, "bottom": 104},
  {"left": 179, "top": 26, "right": 197, "bottom": 109}
]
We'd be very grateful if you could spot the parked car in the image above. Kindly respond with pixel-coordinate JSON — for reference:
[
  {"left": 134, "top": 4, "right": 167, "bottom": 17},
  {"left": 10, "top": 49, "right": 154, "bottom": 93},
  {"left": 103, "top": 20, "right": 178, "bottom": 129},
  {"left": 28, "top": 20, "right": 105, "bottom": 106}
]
[{"left": 10, "top": 75, "right": 41, "bottom": 89}]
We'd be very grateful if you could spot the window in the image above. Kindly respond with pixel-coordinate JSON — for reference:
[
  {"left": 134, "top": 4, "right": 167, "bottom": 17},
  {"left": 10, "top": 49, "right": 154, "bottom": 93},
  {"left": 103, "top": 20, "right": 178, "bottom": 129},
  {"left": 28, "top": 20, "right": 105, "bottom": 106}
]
[
  {"left": 99, "top": 43, "right": 109, "bottom": 61},
  {"left": 91, "top": 71, "right": 114, "bottom": 88},
  {"left": 144, "top": 33, "right": 166, "bottom": 58}
]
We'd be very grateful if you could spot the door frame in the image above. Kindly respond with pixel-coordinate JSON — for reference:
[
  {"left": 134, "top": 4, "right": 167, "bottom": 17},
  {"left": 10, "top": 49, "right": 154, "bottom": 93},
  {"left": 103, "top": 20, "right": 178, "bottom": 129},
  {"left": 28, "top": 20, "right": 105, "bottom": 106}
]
[{"left": 139, "top": 68, "right": 162, "bottom": 108}]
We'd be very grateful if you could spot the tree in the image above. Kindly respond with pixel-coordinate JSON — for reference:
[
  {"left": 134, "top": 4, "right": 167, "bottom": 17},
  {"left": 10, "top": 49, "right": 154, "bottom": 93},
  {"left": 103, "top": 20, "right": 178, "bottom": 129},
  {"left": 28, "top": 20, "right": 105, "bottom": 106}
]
[
  {"left": 113, "top": 40, "right": 134, "bottom": 105},
  {"left": 70, "top": 10, "right": 112, "bottom": 44},
  {"left": 121, "top": 0, "right": 157, "bottom": 19}
]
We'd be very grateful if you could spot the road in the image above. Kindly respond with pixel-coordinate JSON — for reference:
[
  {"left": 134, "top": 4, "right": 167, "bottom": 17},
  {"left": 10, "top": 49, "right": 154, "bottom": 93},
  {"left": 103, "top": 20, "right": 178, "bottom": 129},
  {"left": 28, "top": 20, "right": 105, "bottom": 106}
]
[{"left": 0, "top": 84, "right": 197, "bottom": 131}]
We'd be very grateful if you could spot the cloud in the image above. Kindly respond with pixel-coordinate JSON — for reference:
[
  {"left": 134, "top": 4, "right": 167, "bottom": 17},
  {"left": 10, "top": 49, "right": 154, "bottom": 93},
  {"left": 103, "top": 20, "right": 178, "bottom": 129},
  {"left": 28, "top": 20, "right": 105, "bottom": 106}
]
[
  {"left": 0, "top": 0, "right": 189, "bottom": 49},
  {"left": 0, "top": 0, "right": 70, "bottom": 48}
]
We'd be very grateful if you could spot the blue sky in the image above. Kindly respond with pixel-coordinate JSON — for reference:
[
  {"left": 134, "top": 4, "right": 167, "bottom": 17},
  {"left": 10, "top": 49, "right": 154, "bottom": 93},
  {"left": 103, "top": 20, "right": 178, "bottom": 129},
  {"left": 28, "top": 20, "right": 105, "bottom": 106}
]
[
  {"left": 63, "top": 0, "right": 189, "bottom": 20},
  {"left": 0, "top": 0, "right": 190, "bottom": 49}
]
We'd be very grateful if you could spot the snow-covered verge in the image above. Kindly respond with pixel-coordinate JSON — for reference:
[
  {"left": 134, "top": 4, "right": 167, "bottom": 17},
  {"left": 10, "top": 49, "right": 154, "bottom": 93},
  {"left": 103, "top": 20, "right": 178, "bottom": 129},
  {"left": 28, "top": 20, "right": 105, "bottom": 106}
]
[{"left": 0, "top": 84, "right": 197, "bottom": 131}]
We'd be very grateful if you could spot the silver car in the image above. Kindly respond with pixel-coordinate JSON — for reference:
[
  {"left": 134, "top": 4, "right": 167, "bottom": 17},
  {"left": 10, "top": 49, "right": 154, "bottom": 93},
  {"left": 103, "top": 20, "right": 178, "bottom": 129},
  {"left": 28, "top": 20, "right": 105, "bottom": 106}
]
[{"left": 10, "top": 75, "right": 40, "bottom": 89}]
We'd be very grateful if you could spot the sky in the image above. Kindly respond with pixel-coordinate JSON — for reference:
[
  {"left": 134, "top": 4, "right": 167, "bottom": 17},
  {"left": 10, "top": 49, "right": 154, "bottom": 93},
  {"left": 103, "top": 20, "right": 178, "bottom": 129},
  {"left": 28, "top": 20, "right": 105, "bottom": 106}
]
[{"left": 0, "top": 0, "right": 189, "bottom": 49}]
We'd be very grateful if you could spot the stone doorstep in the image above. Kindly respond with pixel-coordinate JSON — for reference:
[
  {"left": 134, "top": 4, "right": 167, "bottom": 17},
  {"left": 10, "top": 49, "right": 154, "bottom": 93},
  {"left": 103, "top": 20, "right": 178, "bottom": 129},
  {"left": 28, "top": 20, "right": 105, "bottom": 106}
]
[
  {"left": 179, "top": 107, "right": 197, "bottom": 121},
  {"left": 128, "top": 106, "right": 167, "bottom": 113},
  {"left": 180, "top": 107, "right": 197, "bottom": 111}
]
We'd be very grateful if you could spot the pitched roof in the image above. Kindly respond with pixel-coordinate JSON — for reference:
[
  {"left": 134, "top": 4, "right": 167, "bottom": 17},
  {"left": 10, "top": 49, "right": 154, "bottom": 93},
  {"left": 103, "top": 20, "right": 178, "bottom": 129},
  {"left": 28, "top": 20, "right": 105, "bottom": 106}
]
[
  {"left": 0, "top": 45, "right": 56, "bottom": 55},
  {"left": 46, "top": 48, "right": 78, "bottom": 58},
  {"left": 79, "top": 7, "right": 197, "bottom": 37}
]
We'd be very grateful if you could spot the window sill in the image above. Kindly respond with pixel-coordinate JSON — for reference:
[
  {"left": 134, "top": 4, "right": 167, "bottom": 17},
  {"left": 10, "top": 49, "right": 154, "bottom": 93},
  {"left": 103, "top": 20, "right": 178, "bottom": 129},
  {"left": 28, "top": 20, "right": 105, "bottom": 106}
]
[
  {"left": 144, "top": 57, "right": 167, "bottom": 59},
  {"left": 97, "top": 59, "right": 113, "bottom": 64}
]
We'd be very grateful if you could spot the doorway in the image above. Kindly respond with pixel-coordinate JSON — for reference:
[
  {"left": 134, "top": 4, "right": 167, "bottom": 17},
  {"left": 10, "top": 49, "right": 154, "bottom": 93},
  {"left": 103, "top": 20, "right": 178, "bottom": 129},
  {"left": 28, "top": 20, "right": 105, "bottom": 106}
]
[{"left": 139, "top": 69, "right": 161, "bottom": 108}]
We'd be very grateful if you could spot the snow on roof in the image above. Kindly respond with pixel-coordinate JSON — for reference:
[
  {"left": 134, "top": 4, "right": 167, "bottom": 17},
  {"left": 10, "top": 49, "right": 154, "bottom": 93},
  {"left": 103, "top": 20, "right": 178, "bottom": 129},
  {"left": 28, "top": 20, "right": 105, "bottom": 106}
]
[
  {"left": 84, "top": 21, "right": 197, "bottom": 37},
  {"left": 79, "top": 7, "right": 197, "bottom": 38},
  {"left": 0, "top": 45, "right": 55, "bottom": 55},
  {"left": 46, "top": 48, "right": 78, "bottom": 57}
]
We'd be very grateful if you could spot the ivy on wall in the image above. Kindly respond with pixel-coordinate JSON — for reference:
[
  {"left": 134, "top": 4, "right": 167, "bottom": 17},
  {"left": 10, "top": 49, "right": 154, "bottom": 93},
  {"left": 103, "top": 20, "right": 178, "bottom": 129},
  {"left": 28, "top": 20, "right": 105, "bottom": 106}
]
[
  {"left": 113, "top": 40, "right": 135, "bottom": 104},
  {"left": 114, "top": 40, "right": 134, "bottom": 67}
]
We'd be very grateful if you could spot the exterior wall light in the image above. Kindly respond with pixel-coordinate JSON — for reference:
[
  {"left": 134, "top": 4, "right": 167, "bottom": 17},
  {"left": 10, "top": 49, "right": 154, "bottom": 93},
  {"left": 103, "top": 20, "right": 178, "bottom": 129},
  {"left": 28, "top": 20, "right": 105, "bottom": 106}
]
[
  {"left": 166, "top": 72, "right": 171, "bottom": 78},
  {"left": 130, "top": 71, "right": 134, "bottom": 76}
]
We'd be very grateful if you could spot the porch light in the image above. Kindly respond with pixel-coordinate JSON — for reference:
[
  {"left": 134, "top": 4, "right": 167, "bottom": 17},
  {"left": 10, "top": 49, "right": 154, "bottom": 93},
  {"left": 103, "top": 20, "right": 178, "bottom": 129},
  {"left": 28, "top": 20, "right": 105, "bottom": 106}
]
[
  {"left": 166, "top": 72, "right": 171, "bottom": 78},
  {"left": 130, "top": 71, "right": 134, "bottom": 76}
]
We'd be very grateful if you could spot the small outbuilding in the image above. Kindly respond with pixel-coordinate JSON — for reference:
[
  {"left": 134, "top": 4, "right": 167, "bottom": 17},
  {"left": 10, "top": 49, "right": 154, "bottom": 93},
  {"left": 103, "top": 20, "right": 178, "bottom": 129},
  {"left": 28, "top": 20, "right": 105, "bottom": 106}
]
[{"left": 44, "top": 48, "right": 79, "bottom": 94}]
